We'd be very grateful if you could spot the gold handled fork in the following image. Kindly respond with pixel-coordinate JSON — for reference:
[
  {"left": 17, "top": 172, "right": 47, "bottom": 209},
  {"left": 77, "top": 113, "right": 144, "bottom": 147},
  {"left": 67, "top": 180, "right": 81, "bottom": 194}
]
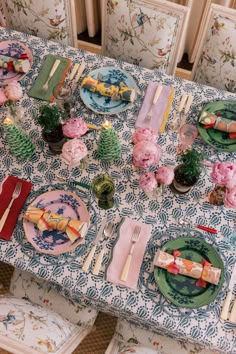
[
  {"left": 120, "top": 225, "right": 141, "bottom": 282},
  {"left": 41, "top": 59, "right": 61, "bottom": 92},
  {"left": 0, "top": 182, "right": 22, "bottom": 232}
]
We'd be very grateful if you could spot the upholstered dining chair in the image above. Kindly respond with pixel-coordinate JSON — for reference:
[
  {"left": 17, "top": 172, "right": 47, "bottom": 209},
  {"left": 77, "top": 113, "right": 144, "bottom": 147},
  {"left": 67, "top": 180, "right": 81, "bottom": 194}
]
[
  {"left": 102, "top": 0, "right": 192, "bottom": 75},
  {"left": 191, "top": 4, "right": 236, "bottom": 93},
  {"left": 105, "top": 318, "right": 217, "bottom": 354},
  {"left": 1, "top": 0, "right": 77, "bottom": 46},
  {"left": 0, "top": 268, "right": 98, "bottom": 354}
]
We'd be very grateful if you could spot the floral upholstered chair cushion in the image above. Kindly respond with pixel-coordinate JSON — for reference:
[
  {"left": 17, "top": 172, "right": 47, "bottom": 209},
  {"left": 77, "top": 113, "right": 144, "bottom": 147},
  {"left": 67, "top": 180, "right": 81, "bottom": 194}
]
[
  {"left": 10, "top": 269, "right": 98, "bottom": 328},
  {"left": 1, "top": 0, "right": 77, "bottom": 46},
  {"left": 192, "top": 5, "right": 236, "bottom": 92},
  {"left": 105, "top": 318, "right": 218, "bottom": 354},
  {"left": 0, "top": 295, "right": 81, "bottom": 354},
  {"left": 102, "top": 0, "right": 190, "bottom": 75}
]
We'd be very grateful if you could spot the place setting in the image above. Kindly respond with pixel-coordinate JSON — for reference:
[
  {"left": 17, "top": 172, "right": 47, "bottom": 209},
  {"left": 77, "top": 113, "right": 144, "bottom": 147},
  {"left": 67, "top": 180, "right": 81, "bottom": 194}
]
[{"left": 0, "top": 39, "right": 33, "bottom": 85}]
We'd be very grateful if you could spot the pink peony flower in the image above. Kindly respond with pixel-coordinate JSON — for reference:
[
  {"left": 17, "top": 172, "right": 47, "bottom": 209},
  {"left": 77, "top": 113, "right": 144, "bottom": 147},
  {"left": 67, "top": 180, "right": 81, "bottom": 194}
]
[
  {"left": 61, "top": 138, "right": 88, "bottom": 167},
  {"left": 224, "top": 186, "right": 236, "bottom": 209},
  {"left": 139, "top": 172, "right": 157, "bottom": 192},
  {"left": 133, "top": 141, "right": 162, "bottom": 169},
  {"left": 62, "top": 118, "right": 88, "bottom": 138},
  {"left": 132, "top": 128, "right": 158, "bottom": 145},
  {"left": 155, "top": 165, "right": 175, "bottom": 185},
  {"left": 0, "top": 88, "right": 8, "bottom": 105},
  {"left": 211, "top": 162, "right": 236, "bottom": 188},
  {"left": 4, "top": 80, "right": 23, "bottom": 101}
]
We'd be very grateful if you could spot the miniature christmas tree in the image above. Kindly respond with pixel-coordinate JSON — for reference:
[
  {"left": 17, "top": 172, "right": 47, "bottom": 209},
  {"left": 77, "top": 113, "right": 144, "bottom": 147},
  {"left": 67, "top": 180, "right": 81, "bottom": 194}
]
[
  {"left": 3, "top": 117, "right": 35, "bottom": 161},
  {"left": 97, "top": 120, "right": 121, "bottom": 162}
]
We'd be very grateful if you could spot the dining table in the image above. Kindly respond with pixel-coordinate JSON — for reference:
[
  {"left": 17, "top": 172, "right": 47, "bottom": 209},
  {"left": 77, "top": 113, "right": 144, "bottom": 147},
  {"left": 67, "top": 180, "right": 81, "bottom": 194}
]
[{"left": 0, "top": 27, "right": 236, "bottom": 354}]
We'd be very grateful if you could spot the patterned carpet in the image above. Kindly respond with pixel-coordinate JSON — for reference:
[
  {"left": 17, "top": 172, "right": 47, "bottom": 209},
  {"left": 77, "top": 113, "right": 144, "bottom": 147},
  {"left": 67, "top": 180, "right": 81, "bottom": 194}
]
[{"left": 0, "top": 262, "right": 117, "bottom": 354}]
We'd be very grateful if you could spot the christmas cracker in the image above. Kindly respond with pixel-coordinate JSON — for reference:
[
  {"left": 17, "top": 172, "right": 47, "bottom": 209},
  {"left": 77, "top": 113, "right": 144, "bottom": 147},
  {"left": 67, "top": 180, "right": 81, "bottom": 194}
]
[
  {"left": 154, "top": 250, "right": 221, "bottom": 286},
  {"left": 24, "top": 206, "right": 88, "bottom": 243},
  {"left": 81, "top": 76, "right": 136, "bottom": 102},
  {"left": 0, "top": 54, "right": 30, "bottom": 73}
]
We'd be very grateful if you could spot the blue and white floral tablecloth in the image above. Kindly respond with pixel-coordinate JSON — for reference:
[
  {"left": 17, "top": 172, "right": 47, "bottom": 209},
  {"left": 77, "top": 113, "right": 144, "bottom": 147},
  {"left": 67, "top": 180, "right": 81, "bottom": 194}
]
[{"left": 0, "top": 28, "right": 236, "bottom": 353}]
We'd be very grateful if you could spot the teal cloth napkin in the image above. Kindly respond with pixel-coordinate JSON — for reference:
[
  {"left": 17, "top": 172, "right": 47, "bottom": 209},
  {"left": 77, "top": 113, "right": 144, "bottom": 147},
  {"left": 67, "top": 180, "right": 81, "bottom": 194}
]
[{"left": 28, "top": 54, "right": 71, "bottom": 102}]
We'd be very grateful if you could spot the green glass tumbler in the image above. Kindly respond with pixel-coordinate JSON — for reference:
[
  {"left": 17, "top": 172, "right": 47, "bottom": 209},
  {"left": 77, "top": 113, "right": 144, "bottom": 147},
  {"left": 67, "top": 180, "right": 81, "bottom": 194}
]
[{"left": 92, "top": 174, "right": 115, "bottom": 209}]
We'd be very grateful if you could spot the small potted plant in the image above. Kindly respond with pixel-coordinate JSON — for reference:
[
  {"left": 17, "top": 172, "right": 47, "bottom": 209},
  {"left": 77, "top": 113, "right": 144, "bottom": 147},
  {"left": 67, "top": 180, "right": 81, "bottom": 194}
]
[
  {"left": 171, "top": 148, "right": 204, "bottom": 194},
  {"left": 37, "top": 104, "right": 66, "bottom": 154}
]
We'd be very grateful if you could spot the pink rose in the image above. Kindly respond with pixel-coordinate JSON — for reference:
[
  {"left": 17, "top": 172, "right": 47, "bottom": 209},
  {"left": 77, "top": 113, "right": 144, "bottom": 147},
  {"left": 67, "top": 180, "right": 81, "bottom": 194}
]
[
  {"left": 133, "top": 141, "right": 162, "bottom": 169},
  {"left": 139, "top": 172, "right": 157, "bottom": 192},
  {"left": 211, "top": 162, "right": 236, "bottom": 188},
  {"left": 155, "top": 165, "right": 174, "bottom": 185},
  {"left": 132, "top": 128, "right": 158, "bottom": 145},
  {"left": 4, "top": 80, "right": 23, "bottom": 101},
  {"left": 61, "top": 138, "right": 88, "bottom": 167},
  {"left": 0, "top": 88, "right": 8, "bottom": 105},
  {"left": 224, "top": 186, "right": 236, "bottom": 209},
  {"left": 62, "top": 118, "right": 88, "bottom": 138}
]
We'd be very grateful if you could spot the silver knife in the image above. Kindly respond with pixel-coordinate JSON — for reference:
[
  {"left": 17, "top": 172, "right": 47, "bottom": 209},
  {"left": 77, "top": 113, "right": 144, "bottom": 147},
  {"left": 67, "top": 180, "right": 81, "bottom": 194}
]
[
  {"left": 82, "top": 217, "right": 107, "bottom": 272},
  {"left": 220, "top": 262, "right": 236, "bottom": 320}
]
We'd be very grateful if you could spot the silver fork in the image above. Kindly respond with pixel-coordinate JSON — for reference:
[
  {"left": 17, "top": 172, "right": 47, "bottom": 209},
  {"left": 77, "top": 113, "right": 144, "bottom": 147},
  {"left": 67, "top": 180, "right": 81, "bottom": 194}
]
[
  {"left": 120, "top": 225, "right": 141, "bottom": 281},
  {"left": 0, "top": 182, "right": 22, "bottom": 232},
  {"left": 41, "top": 59, "right": 61, "bottom": 93}
]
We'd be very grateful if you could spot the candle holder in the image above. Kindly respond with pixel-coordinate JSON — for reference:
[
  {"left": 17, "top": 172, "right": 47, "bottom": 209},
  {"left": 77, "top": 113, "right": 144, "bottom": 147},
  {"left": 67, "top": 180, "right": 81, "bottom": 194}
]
[
  {"left": 91, "top": 174, "right": 115, "bottom": 209},
  {"left": 97, "top": 119, "right": 121, "bottom": 162},
  {"left": 3, "top": 116, "right": 35, "bottom": 161}
]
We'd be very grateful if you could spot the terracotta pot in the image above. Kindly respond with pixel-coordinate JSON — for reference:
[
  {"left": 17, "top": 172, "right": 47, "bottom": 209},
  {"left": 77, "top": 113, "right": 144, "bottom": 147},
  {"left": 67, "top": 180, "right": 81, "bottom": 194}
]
[
  {"left": 42, "top": 125, "right": 66, "bottom": 154},
  {"left": 208, "top": 185, "right": 226, "bottom": 206},
  {"left": 170, "top": 165, "right": 199, "bottom": 194}
]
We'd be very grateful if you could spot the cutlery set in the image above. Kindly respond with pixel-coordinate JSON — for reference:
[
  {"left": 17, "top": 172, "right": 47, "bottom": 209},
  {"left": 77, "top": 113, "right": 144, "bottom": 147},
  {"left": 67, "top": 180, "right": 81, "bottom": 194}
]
[
  {"left": 170, "top": 94, "right": 193, "bottom": 131},
  {"left": 41, "top": 60, "right": 85, "bottom": 93},
  {"left": 220, "top": 262, "right": 236, "bottom": 323},
  {"left": 82, "top": 219, "right": 142, "bottom": 281}
]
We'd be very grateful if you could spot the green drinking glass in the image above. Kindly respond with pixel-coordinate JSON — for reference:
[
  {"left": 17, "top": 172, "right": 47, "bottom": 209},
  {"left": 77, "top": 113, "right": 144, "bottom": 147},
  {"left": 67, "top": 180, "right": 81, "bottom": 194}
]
[{"left": 91, "top": 174, "right": 115, "bottom": 210}]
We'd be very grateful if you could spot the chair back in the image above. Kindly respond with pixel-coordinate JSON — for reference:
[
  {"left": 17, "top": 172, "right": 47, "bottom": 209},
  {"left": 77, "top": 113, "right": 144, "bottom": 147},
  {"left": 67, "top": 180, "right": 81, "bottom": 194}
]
[
  {"left": 192, "top": 4, "right": 236, "bottom": 92},
  {"left": 102, "top": 0, "right": 191, "bottom": 75},
  {"left": 0, "top": 295, "right": 83, "bottom": 354},
  {"left": 1, "top": 0, "right": 77, "bottom": 46}
]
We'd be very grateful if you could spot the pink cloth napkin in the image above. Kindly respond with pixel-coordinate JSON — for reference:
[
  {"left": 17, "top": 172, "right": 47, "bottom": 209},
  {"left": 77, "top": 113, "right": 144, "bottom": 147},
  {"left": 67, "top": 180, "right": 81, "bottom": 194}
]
[
  {"left": 135, "top": 82, "right": 172, "bottom": 131},
  {"left": 106, "top": 217, "right": 152, "bottom": 290}
]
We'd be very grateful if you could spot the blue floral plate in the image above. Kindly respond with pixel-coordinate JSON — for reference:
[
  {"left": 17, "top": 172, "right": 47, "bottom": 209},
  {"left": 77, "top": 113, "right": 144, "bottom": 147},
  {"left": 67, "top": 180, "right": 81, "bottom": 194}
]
[
  {"left": 23, "top": 190, "right": 90, "bottom": 255},
  {"left": 0, "top": 40, "right": 33, "bottom": 85},
  {"left": 80, "top": 66, "right": 138, "bottom": 114}
]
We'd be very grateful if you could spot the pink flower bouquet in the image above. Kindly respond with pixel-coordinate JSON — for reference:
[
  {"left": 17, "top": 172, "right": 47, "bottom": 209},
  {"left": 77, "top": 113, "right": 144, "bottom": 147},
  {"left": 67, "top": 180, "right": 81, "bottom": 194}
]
[
  {"left": 4, "top": 80, "right": 23, "bottom": 101},
  {"left": 211, "top": 162, "right": 236, "bottom": 188},
  {"left": 139, "top": 172, "right": 157, "bottom": 192},
  {"left": 62, "top": 118, "right": 88, "bottom": 138},
  {"left": 224, "top": 186, "right": 236, "bottom": 209},
  {"left": 132, "top": 128, "right": 158, "bottom": 145},
  {"left": 61, "top": 138, "right": 88, "bottom": 168},
  {"left": 155, "top": 165, "right": 174, "bottom": 185},
  {"left": 133, "top": 141, "right": 162, "bottom": 169}
]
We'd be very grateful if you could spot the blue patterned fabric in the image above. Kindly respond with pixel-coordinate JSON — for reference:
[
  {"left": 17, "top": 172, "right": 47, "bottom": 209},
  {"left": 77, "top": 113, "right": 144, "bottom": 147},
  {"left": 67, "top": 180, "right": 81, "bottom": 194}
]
[{"left": 0, "top": 28, "right": 236, "bottom": 354}]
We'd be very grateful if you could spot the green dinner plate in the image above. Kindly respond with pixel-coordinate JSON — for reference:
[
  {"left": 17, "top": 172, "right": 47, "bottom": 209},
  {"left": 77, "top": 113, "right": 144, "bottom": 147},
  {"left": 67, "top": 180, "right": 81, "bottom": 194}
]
[
  {"left": 154, "top": 237, "right": 224, "bottom": 308},
  {"left": 197, "top": 100, "right": 236, "bottom": 152}
]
